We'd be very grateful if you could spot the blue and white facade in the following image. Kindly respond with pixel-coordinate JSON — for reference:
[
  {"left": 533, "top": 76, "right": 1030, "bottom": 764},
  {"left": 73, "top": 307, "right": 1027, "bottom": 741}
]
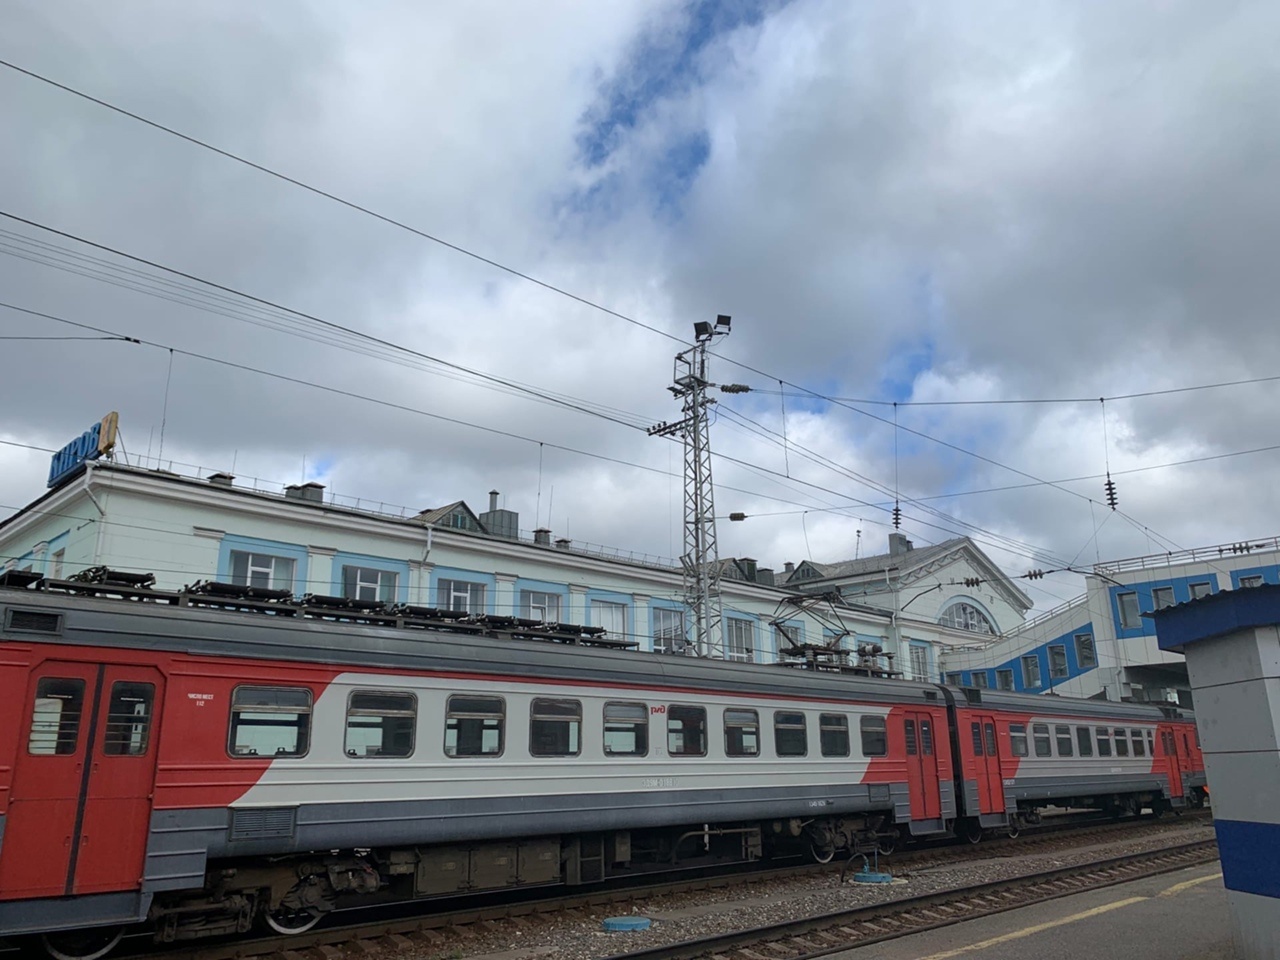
[
  {"left": 1154, "top": 586, "right": 1280, "bottom": 959},
  {"left": 940, "top": 539, "right": 1280, "bottom": 705},
  {"left": 0, "top": 460, "right": 990, "bottom": 673}
]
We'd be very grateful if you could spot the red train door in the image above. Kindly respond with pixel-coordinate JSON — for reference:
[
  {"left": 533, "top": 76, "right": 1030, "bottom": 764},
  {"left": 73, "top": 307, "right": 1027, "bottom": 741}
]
[
  {"left": 1163, "top": 729, "right": 1185, "bottom": 799},
  {"left": 970, "top": 715, "right": 1004, "bottom": 814},
  {"left": 0, "top": 661, "right": 163, "bottom": 900},
  {"left": 903, "top": 712, "right": 942, "bottom": 821}
]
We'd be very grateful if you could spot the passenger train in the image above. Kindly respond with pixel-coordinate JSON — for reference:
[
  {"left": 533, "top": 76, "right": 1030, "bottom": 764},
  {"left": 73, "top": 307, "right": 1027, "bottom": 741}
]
[{"left": 0, "top": 569, "right": 1206, "bottom": 958}]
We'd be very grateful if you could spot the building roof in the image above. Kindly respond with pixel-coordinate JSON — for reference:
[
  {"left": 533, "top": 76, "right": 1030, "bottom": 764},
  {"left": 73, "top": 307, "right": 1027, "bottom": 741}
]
[
  {"left": 1153, "top": 582, "right": 1280, "bottom": 652},
  {"left": 786, "top": 539, "right": 965, "bottom": 583}
]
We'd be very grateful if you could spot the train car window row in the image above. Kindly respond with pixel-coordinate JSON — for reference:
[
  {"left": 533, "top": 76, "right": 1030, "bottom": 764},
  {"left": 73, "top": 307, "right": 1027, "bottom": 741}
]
[
  {"left": 1000, "top": 720, "right": 1157, "bottom": 761},
  {"left": 215, "top": 688, "right": 894, "bottom": 761}
]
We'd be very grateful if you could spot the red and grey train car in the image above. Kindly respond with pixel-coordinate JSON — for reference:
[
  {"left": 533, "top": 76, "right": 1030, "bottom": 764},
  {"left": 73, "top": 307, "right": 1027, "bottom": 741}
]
[{"left": 0, "top": 574, "right": 1204, "bottom": 955}]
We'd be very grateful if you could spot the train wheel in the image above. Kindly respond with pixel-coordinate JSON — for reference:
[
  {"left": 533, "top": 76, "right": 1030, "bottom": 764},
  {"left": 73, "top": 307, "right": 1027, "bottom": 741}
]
[
  {"left": 809, "top": 841, "right": 837, "bottom": 864},
  {"left": 1006, "top": 821, "right": 1021, "bottom": 840},
  {"left": 962, "top": 819, "right": 984, "bottom": 845},
  {"left": 41, "top": 926, "right": 125, "bottom": 960},
  {"left": 876, "top": 833, "right": 899, "bottom": 856},
  {"left": 264, "top": 906, "right": 325, "bottom": 935}
]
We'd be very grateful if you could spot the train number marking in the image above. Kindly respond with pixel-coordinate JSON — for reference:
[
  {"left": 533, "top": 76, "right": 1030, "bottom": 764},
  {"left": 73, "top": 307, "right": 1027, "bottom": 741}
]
[
  {"left": 187, "top": 692, "right": 215, "bottom": 708},
  {"left": 641, "top": 777, "right": 675, "bottom": 788}
]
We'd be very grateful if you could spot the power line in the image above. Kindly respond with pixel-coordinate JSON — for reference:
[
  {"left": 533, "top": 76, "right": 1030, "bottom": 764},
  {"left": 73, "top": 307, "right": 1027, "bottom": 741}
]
[{"left": 0, "top": 57, "right": 686, "bottom": 347}]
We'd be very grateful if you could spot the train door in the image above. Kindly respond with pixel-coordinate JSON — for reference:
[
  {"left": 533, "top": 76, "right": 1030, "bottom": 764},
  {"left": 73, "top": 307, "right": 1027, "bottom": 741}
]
[
  {"left": 0, "top": 661, "right": 164, "bottom": 900},
  {"left": 969, "top": 715, "right": 1004, "bottom": 814},
  {"left": 903, "top": 711, "right": 942, "bottom": 822}
]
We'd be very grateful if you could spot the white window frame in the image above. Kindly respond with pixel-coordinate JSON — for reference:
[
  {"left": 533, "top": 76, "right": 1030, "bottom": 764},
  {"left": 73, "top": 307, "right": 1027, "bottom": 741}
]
[
  {"left": 1022, "top": 655, "right": 1042, "bottom": 688},
  {"left": 591, "top": 600, "right": 627, "bottom": 639},
  {"left": 725, "top": 618, "right": 754, "bottom": 662},
  {"left": 653, "top": 607, "right": 685, "bottom": 654},
  {"left": 229, "top": 550, "right": 296, "bottom": 591},
  {"left": 1048, "top": 644, "right": 1069, "bottom": 679},
  {"left": 1152, "top": 586, "right": 1175, "bottom": 610},
  {"left": 1075, "top": 633, "right": 1097, "bottom": 668},
  {"left": 996, "top": 668, "right": 1014, "bottom": 690},
  {"left": 343, "top": 565, "right": 397, "bottom": 603},
  {"left": 1117, "top": 591, "right": 1141, "bottom": 628},
  {"left": 1189, "top": 581, "right": 1212, "bottom": 600},
  {"left": 522, "top": 590, "right": 561, "bottom": 623},
  {"left": 439, "top": 578, "right": 486, "bottom": 614},
  {"left": 1240, "top": 575, "right": 1264, "bottom": 589},
  {"left": 971, "top": 671, "right": 989, "bottom": 689},
  {"left": 49, "top": 548, "right": 65, "bottom": 580},
  {"left": 909, "top": 644, "right": 930, "bottom": 682}
]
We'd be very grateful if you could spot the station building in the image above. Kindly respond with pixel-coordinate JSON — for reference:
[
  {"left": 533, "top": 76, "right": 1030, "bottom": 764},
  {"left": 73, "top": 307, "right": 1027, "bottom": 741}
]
[
  {"left": 938, "top": 538, "right": 1280, "bottom": 706},
  {"left": 0, "top": 445, "right": 1018, "bottom": 677}
]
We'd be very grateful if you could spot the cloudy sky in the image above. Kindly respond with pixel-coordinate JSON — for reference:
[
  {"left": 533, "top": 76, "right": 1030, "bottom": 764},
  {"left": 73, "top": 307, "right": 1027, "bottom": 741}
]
[{"left": 2, "top": 0, "right": 1278, "bottom": 612}]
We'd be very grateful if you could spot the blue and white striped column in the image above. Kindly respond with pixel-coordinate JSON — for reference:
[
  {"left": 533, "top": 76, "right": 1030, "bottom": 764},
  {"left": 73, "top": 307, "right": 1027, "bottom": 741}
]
[{"left": 1155, "top": 585, "right": 1280, "bottom": 960}]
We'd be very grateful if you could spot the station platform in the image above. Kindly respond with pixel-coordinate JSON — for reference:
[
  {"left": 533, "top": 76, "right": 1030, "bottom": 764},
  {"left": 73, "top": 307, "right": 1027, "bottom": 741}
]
[{"left": 829, "top": 862, "right": 1238, "bottom": 960}]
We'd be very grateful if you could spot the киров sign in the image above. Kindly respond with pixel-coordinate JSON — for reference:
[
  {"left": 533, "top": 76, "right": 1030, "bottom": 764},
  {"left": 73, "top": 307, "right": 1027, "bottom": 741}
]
[{"left": 47, "top": 412, "right": 119, "bottom": 487}]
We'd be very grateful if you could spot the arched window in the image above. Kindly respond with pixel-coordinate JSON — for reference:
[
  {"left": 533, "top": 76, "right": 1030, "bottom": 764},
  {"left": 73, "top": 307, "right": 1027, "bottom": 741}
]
[{"left": 938, "top": 601, "right": 996, "bottom": 635}]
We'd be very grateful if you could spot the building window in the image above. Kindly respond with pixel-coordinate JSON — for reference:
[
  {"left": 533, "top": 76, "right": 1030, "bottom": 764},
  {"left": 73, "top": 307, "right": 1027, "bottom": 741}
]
[
  {"left": 229, "top": 551, "right": 295, "bottom": 591},
  {"left": 345, "top": 691, "right": 416, "bottom": 758},
  {"left": 438, "top": 578, "right": 486, "bottom": 614},
  {"left": 724, "top": 708, "right": 760, "bottom": 757},
  {"left": 996, "top": 669, "right": 1014, "bottom": 691},
  {"left": 229, "top": 686, "right": 311, "bottom": 758},
  {"left": 653, "top": 607, "right": 686, "bottom": 654},
  {"left": 667, "top": 705, "right": 707, "bottom": 756},
  {"left": 971, "top": 671, "right": 989, "bottom": 689},
  {"left": 1152, "top": 586, "right": 1175, "bottom": 610},
  {"left": 945, "top": 672, "right": 963, "bottom": 685},
  {"left": 1048, "top": 645, "right": 1068, "bottom": 680},
  {"left": 445, "top": 695, "right": 504, "bottom": 757},
  {"left": 1075, "top": 633, "right": 1097, "bottom": 668},
  {"left": 591, "top": 600, "right": 626, "bottom": 639},
  {"left": 938, "top": 601, "right": 996, "bottom": 635},
  {"left": 342, "top": 566, "right": 397, "bottom": 603},
  {"left": 725, "top": 619, "right": 754, "bottom": 662},
  {"left": 1022, "top": 655, "right": 1042, "bottom": 688},
  {"left": 909, "top": 644, "right": 930, "bottom": 681},
  {"left": 1240, "top": 575, "right": 1264, "bottom": 589},
  {"left": 603, "top": 702, "right": 648, "bottom": 756},
  {"left": 1189, "top": 581, "right": 1212, "bottom": 600},
  {"left": 49, "top": 548, "right": 65, "bottom": 580},
  {"left": 773, "top": 711, "right": 807, "bottom": 757},
  {"left": 521, "top": 590, "right": 561, "bottom": 623},
  {"left": 529, "top": 698, "right": 581, "bottom": 757},
  {"left": 1117, "top": 591, "right": 1141, "bottom": 628}
]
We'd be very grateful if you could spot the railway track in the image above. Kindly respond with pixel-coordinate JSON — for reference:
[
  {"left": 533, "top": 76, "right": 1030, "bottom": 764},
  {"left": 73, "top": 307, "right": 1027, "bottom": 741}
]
[
  {"left": 601, "top": 839, "right": 1220, "bottom": 960},
  {"left": 41, "top": 813, "right": 1213, "bottom": 960}
]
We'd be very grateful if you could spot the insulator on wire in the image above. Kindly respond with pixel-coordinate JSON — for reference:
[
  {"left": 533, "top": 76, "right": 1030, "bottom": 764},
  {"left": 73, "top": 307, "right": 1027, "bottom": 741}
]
[
  {"left": 892, "top": 502, "right": 902, "bottom": 529},
  {"left": 1104, "top": 475, "right": 1118, "bottom": 511},
  {"left": 1026, "top": 569, "right": 1045, "bottom": 580},
  {"left": 963, "top": 577, "right": 981, "bottom": 588}
]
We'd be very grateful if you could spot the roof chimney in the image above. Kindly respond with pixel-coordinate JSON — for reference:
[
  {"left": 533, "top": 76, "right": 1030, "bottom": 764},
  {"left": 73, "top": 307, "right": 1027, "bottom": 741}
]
[
  {"left": 534, "top": 528, "right": 551, "bottom": 546},
  {"left": 784, "top": 561, "right": 795, "bottom": 574},
  {"left": 284, "top": 481, "right": 325, "bottom": 503},
  {"left": 489, "top": 489, "right": 500, "bottom": 512},
  {"left": 555, "top": 537, "right": 572, "bottom": 550},
  {"left": 208, "top": 472, "right": 235, "bottom": 488},
  {"left": 889, "top": 532, "right": 914, "bottom": 556}
]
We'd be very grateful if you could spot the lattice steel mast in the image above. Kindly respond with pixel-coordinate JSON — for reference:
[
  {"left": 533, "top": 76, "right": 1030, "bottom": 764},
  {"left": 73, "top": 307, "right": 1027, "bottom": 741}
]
[{"left": 648, "top": 315, "right": 732, "bottom": 658}]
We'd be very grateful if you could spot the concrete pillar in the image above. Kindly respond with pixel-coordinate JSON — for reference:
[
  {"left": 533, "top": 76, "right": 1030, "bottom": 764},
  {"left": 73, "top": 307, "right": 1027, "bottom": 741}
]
[
  {"left": 632, "top": 594, "right": 650, "bottom": 652},
  {"left": 407, "top": 560, "right": 434, "bottom": 606},
  {"left": 1155, "top": 586, "right": 1280, "bottom": 959},
  {"left": 568, "top": 584, "right": 588, "bottom": 626}
]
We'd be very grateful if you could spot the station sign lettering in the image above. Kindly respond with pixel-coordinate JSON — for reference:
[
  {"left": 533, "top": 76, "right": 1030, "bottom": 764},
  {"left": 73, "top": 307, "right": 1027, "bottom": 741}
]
[{"left": 47, "top": 412, "right": 119, "bottom": 488}]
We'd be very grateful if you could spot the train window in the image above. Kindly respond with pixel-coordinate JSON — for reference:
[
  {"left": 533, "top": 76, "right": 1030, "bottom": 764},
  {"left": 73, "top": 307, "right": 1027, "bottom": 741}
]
[
  {"left": 345, "top": 691, "right": 416, "bottom": 759},
  {"left": 920, "top": 719, "right": 934, "bottom": 756},
  {"left": 667, "top": 705, "right": 707, "bottom": 757},
  {"left": 774, "top": 711, "right": 807, "bottom": 757},
  {"left": 1009, "top": 723, "right": 1028, "bottom": 757},
  {"left": 984, "top": 723, "right": 998, "bottom": 757},
  {"left": 724, "top": 709, "right": 760, "bottom": 757},
  {"left": 971, "top": 722, "right": 984, "bottom": 756},
  {"left": 1113, "top": 728, "right": 1130, "bottom": 757},
  {"left": 860, "top": 716, "right": 887, "bottom": 757},
  {"left": 1055, "top": 724, "right": 1073, "bottom": 757},
  {"left": 530, "top": 698, "right": 581, "bottom": 757},
  {"left": 1146, "top": 731, "right": 1154, "bottom": 756},
  {"left": 27, "top": 677, "right": 86, "bottom": 755},
  {"left": 604, "top": 702, "right": 649, "bottom": 756},
  {"left": 1076, "top": 726, "right": 1094, "bottom": 757},
  {"left": 904, "top": 718, "right": 918, "bottom": 756},
  {"left": 103, "top": 682, "right": 155, "bottom": 756},
  {"left": 229, "top": 686, "right": 312, "bottom": 758},
  {"left": 1096, "top": 727, "right": 1112, "bottom": 757},
  {"left": 445, "top": 695, "right": 504, "bottom": 757},
  {"left": 1131, "top": 729, "right": 1146, "bottom": 757},
  {"left": 820, "top": 714, "right": 850, "bottom": 757},
  {"left": 1032, "top": 723, "right": 1052, "bottom": 757}
]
